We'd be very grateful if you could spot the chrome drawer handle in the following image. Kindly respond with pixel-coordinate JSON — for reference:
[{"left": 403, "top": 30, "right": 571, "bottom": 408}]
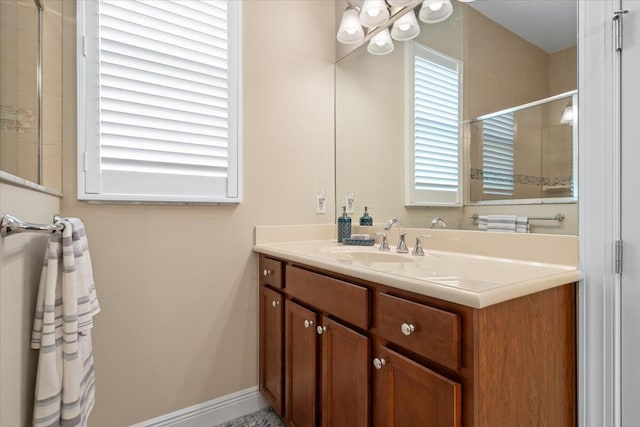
[
  {"left": 263, "top": 269, "right": 272, "bottom": 277},
  {"left": 401, "top": 323, "right": 415, "bottom": 336},
  {"left": 304, "top": 319, "right": 314, "bottom": 328},
  {"left": 373, "top": 358, "right": 386, "bottom": 370},
  {"left": 316, "top": 325, "right": 327, "bottom": 335},
  {"left": 271, "top": 300, "right": 280, "bottom": 308}
]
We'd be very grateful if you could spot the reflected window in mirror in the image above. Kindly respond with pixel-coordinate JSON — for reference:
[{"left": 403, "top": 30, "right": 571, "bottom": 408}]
[{"left": 405, "top": 42, "right": 462, "bottom": 207}]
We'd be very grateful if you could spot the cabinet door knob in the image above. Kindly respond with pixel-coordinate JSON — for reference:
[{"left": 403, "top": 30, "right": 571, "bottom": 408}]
[
  {"left": 401, "top": 323, "right": 415, "bottom": 336},
  {"left": 271, "top": 300, "right": 280, "bottom": 308},
  {"left": 373, "top": 357, "right": 386, "bottom": 370},
  {"left": 263, "top": 269, "right": 272, "bottom": 277},
  {"left": 304, "top": 319, "right": 314, "bottom": 328},
  {"left": 316, "top": 325, "right": 327, "bottom": 335}
]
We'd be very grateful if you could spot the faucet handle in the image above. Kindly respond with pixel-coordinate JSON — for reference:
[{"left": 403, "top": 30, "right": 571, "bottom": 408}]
[
  {"left": 412, "top": 234, "right": 431, "bottom": 256},
  {"left": 375, "top": 232, "right": 390, "bottom": 251},
  {"left": 397, "top": 233, "right": 409, "bottom": 254}
]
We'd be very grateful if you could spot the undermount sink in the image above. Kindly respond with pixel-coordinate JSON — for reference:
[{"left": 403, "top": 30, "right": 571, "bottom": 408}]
[{"left": 320, "top": 247, "right": 416, "bottom": 264}]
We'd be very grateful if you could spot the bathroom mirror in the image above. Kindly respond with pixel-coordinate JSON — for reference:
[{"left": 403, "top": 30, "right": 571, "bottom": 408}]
[
  {"left": 335, "top": 0, "right": 577, "bottom": 229},
  {"left": 0, "top": 0, "right": 62, "bottom": 194}
]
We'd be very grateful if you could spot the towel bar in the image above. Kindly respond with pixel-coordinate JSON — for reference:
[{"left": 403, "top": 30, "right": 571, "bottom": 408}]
[
  {"left": 0, "top": 213, "right": 64, "bottom": 238},
  {"left": 470, "top": 213, "right": 565, "bottom": 222}
]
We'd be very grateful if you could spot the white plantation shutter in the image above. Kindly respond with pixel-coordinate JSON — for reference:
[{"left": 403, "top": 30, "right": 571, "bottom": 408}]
[
  {"left": 78, "top": 0, "right": 241, "bottom": 202},
  {"left": 482, "top": 113, "right": 514, "bottom": 196},
  {"left": 405, "top": 43, "right": 462, "bottom": 206}
]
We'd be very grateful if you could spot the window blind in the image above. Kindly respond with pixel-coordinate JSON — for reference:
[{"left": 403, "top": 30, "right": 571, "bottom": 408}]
[
  {"left": 482, "top": 113, "right": 514, "bottom": 196},
  {"left": 405, "top": 43, "right": 462, "bottom": 206},
  {"left": 78, "top": 0, "right": 240, "bottom": 202}
]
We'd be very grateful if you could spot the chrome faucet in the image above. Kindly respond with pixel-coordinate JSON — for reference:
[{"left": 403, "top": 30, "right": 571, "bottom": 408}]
[
  {"left": 383, "top": 218, "right": 409, "bottom": 253},
  {"left": 429, "top": 217, "right": 448, "bottom": 229}
]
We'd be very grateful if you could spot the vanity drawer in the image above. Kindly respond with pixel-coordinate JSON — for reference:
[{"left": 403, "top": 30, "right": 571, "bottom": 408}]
[
  {"left": 260, "top": 256, "right": 283, "bottom": 289},
  {"left": 286, "top": 266, "right": 369, "bottom": 330},
  {"left": 377, "top": 293, "right": 461, "bottom": 371}
]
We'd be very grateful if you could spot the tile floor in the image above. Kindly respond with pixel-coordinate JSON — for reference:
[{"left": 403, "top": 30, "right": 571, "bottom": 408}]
[{"left": 216, "top": 407, "right": 284, "bottom": 427}]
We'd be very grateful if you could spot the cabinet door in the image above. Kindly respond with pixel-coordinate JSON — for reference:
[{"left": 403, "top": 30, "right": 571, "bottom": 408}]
[
  {"left": 373, "top": 346, "right": 461, "bottom": 427},
  {"left": 286, "top": 301, "right": 318, "bottom": 427},
  {"left": 259, "top": 287, "right": 284, "bottom": 416},
  {"left": 320, "top": 317, "right": 369, "bottom": 427}
]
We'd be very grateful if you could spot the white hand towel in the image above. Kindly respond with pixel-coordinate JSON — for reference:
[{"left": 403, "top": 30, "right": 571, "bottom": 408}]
[
  {"left": 31, "top": 218, "right": 100, "bottom": 427},
  {"left": 486, "top": 215, "right": 518, "bottom": 232},
  {"left": 516, "top": 216, "right": 530, "bottom": 233}
]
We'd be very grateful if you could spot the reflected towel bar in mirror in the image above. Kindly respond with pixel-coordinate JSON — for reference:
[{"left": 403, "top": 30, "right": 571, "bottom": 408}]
[
  {"left": 470, "top": 213, "right": 565, "bottom": 222},
  {"left": 0, "top": 213, "right": 64, "bottom": 238}
]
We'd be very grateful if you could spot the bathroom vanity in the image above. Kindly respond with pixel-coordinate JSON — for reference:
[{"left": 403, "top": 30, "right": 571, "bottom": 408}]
[{"left": 255, "top": 228, "right": 578, "bottom": 427}]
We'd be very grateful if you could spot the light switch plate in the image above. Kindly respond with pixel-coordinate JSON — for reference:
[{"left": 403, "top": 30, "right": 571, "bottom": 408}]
[{"left": 316, "top": 192, "right": 326, "bottom": 214}]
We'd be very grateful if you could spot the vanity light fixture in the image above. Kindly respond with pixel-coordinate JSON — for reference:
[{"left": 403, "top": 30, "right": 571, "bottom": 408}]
[
  {"left": 337, "top": 6, "right": 365, "bottom": 44},
  {"left": 419, "top": 0, "right": 453, "bottom": 24},
  {"left": 336, "top": 0, "right": 476, "bottom": 53},
  {"left": 391, "top": 10, "right": 421, "bottom": 41},
  {"left": 368, "top": 28, "right": 394, "bottom": 55},
  {"left": 359, "top": 0, "right": 390, "bottom": 28},
  {"left": 560, "top": 105, "right": 574, "bottom": 124},
  {"left": 387, "top": 0, "right": 418, "bottom": 6}
]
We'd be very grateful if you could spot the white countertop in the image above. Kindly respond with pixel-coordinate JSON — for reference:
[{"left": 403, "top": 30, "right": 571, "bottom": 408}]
[{"left": 253, "top": 235, "right": 580, "bottom": 309}]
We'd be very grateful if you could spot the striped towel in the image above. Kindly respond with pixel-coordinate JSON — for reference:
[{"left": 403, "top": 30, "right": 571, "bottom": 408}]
[
  {"left": 516, "top": 216, "right": 530, "bottom": 233},
  {"left": 478, "top": 215, "right": 530, "bottom": 233},
  {"left": 31, "top": 217, "right": 100, "bottom": 427}
]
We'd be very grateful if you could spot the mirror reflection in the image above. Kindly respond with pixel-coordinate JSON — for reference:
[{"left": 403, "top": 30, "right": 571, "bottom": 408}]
[
  {"left": 0, "top": 0, "right": 63, "bottom": 193},
  {"left": 335, "top": 0, "right": 577, "bottom": 233}
]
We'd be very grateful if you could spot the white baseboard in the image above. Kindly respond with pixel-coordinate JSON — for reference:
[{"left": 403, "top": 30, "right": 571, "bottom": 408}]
[{"left": 130, "top": 386, "right": 269, "bottom": 427}]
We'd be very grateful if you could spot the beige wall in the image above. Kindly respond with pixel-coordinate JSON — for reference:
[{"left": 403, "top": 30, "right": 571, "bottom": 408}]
[
  {"left": 0, "top": 184, "right": 60, "bottom": 427},
  {"left": 56, "top": 1, "right": 336, "bottom": 425}
]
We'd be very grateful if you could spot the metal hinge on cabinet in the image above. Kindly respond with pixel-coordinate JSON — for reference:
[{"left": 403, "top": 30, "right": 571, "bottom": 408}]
[
  {"left": 615, "top": 240, "right": 624, "bottom": 274},
  {"left": 614, "top": 10, "right": 629, "bottom": 52}
]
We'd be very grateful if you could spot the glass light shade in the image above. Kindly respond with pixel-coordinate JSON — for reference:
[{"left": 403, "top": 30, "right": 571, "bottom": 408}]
[
  {"left": 337, "top": 8, "right": 365, "bottom": 44},
  {"left": 391, "top": 10, "right": 420, "bottom": 41},
  {"left": 387, "top": 0, "right": 416, "bottom": 6},
  {"left": 367, "top": 28, "right": 394, "bottom": 55},
  {"left": 457, "top": 0, "right": 476, "bottom": 2},
  {"left": 560, "top": 105, "right": 574, "bottom": 124},
  {"left": 359, "top": 0, "right": 390, "bottom": 28},
  {"left": 419, "top": 0, "right": 453, "bottom": 23}
]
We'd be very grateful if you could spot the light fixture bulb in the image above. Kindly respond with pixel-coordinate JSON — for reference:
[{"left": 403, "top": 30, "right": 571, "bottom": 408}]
[
  {"left": 560, "top": 105, "right": 574, "bottom": 124},
  {"left": 359, "top": 0, "right": 390, "bottom": 28},
  {"left": 337, "top": 7, "right": 364, "bottom": 45},
  {"left": 391, "top": 10, "right": 421, "bottom": 41},
  {"left": 367, "top": 28, "right": 394, "bottom": 55},
  {"left": 419, "top": 0, "right": 453, "bottom": 24}
]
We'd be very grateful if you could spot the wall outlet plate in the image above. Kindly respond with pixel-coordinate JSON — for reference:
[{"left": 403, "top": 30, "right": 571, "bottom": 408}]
[
  {"left": 316, "top": 192, "right": 326, "bottom": 214},
  {"left": 345, "top": 193, "right": 355, "bottom": 214}
]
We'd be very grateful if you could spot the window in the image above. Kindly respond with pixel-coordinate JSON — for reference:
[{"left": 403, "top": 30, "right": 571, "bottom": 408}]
[
  {"left": 405, "top": 42, "right": 462, "bottom": 207},
  {"left": 482, "top": 113, "right": 514, "bottom": 196},
  {"left": 77, "top": 0, "right": 241, "bottom": 203}
]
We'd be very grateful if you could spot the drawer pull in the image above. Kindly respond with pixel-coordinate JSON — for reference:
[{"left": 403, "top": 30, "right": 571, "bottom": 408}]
[
  {"left": 304, "top": 319, "right": 314, "bottom": 328},
  {"left": 263, "top": 269, "right": 272, "bottom": 277},
  {"left": 373, "top": 357, "right": 386, "bottom": 370},
  {"left": 401, "top": 323, "right": 415, "bottom": 336},
  {"left": 271, "top": 300, "right": 280, "bottom": 308},
  {"left": 316, "top": 325, "right": 327, "bottom": 335}
]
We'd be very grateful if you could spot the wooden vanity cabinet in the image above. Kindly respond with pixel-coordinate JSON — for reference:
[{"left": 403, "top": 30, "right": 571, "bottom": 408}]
[
  {"left": 258, "top": 254, "right": 576, "bottom": 427},
  {"left": 372, "top": 345, "right": 461, "bottom": 427},
  {"left": 259, "top": 283, "right": 284, "bottom": 416}
]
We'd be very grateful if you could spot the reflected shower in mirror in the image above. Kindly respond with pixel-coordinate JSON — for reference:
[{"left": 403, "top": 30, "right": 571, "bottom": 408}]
[{"left": 0, "top": 0, "right": 63, "bottom": 194}]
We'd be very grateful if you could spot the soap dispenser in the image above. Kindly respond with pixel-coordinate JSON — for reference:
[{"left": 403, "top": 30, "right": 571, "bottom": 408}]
[
  {"left": 359, "top": 206, "right": 373, "bottom": 226},
  {"left": 337, "top": 206, "right": 351, "bottom": 243}
]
